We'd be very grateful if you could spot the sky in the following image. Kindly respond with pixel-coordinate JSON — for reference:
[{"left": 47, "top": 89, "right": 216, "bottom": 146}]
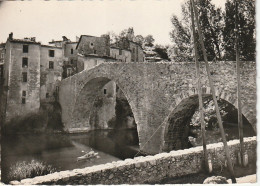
[{"left": 0, "top": 0, "right": 225, "bottom": 46}]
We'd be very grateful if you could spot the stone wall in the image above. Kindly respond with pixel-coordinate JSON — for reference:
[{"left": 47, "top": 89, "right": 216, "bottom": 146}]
[
  {"left": 77, "top": 35, "right": 110, "bottom": 56},
  {"left": 13, "top": 136, "right": 256, "bottom": 185},
  {"left": 59, "top": 61, "right": 256, "bottom": 154}
]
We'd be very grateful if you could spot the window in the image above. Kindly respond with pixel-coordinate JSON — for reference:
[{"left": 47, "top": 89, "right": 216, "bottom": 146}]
[
  {"left": 22, "top": 90, "right": 26, "bottom": 104},
  {"left": 104, "top": 89, "right": 107, "bottom": 95},
  {"left": 23, "top": 45, "right": 28, "bottom": 53},
  {"left": 93, "top": 50, "right": 97, "bottom": 54},
  {"left": 46, "top": 93, "right": 49, "bottom": 98},
  {"left": 22, "top": 72, "right": 27, "bottom": 82},
  {"left": 71, "top": 48, "right": 73, "bottom": 54},
  {"left": 67, "top": 68, "right": 72, "bottom": 76},
  {"left": 49, "top": 61, "right": 54, "bottom": 69},
  {"left": 70, "top": 59, "right": 73, "bottom": 65},
  {"left": 90, "top": 43, "right": 94, "bottom": 46},
  {"left": 22, "top": 57, "right": 28, "bottom": 68},
  {"left": 49, "top": 50, "right": 55, "bottom": 57},
  {"left": 119, "top": 49, "right": 122, "bottom": 55}
]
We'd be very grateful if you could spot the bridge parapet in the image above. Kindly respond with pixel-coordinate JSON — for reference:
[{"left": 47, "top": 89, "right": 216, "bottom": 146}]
[{"left": 14, "top": 136, "right": 256, "bottom": 185}]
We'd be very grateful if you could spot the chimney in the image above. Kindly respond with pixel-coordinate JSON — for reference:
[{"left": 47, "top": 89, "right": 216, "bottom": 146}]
[
  {"left": 31, "top": 37, "right": 36, "bottom": 42},
  {"left": 9, "top": 32, "right": 13, "bottom": 40},
  {"left": 62, "top": 36, "right": 68, "bottom": 41}
]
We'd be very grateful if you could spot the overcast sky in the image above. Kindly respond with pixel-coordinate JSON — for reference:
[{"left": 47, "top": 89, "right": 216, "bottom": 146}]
[{"left": 0, "top": 0, "right": 225, "bottom": 45}]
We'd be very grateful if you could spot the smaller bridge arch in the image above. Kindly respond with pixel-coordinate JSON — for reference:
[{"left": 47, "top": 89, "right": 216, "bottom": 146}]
[{"left": 161, "top": 87, "right": 256, "bottom": 152}]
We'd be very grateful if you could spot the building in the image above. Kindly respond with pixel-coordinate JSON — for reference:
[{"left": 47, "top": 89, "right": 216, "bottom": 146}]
[
  {"left": 3, "top": 33, "right": 41, "bottom": 120},
  {"left": 76, "top": 35, "right": 116, "bottom": 71},
  {"left": 40, "top": 45, "right": 63, "bottom": 102},
  {"left": 0, "top": 43, "right": 5, "bottom": 82},
  {"left": 112, "top": 37, "right": 144, "bottom": 62},
  {"left": 3, "top": 33, "right": 63, "bottom": 121},
  {"left": 49, "top": 36, "right": 78, "bottom": 78},
  {"left": 110, "top": 46, "right": 131, "bottom": 62}
]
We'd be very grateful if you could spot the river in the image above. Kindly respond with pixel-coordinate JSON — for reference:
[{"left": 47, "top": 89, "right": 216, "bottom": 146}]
[{"left": 1, "top": 129, "right": 140, "bottom": 171}]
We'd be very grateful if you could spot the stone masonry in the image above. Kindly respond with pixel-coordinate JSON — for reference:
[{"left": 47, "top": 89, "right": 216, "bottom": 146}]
[
  {"left": 12, "top": 136, "right": 256, "bottom": 185},
  {"left": 59, "top": 61, "right": 256, "bottom": 154}
]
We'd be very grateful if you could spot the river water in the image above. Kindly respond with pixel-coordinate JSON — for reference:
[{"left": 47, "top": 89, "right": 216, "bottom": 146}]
[{"left": 2, "top": 129, "right": 140, "bottom": 171}]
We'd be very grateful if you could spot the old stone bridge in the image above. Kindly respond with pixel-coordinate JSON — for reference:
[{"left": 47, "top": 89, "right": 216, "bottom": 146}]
[{"left": 59, "top": 61, "right": 256, "bottom": 154}]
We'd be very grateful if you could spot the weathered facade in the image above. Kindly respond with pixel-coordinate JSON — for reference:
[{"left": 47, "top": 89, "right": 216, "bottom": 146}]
[
  {"left": 76, "top": 35, "right": 110, "bottom": 57},
  {"left": 40, "top": 45, "right": 63, "bottom": 102},
  {"left": 112, "top": 38, "right": 144, "bottom": 62},
  {"left": 3, "top": 33, "right": 64, "bottom": 121},
  {"left": 110, "top": 47, "right": 131, "bottom": 62},
  {"left": 3, "top": 34, "right": 41, "bottom": 121}
]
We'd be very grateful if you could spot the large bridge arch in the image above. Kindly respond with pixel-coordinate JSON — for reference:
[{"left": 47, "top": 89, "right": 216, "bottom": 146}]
[
  {"left": 70, "top": 76, "right": 143, "bottom": 140},
  {"left": 161, "top": 87, "right": 256, "bottom": 152}
]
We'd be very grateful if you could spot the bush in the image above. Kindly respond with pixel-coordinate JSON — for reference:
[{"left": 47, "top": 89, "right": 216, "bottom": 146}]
[{"left": 6, "top": 160, "right": 56, "bottom": 182}]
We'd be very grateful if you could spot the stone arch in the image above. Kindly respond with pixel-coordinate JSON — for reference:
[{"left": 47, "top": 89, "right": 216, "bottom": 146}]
[
  {"left": 70, "top": 76, "right": 141, "bottom": 140},
  {"left": 161, "top": 87, "right": 256, "bottom": 152}
]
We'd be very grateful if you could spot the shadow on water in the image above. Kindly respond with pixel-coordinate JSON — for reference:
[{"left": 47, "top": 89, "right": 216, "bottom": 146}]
[{"left": 1, "top": 129, "right": 140, "bottom": 180}]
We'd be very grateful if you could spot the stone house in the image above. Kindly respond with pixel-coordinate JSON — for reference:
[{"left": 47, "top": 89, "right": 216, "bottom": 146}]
[
  {"left": 110, "top": 46, "right": 131, "bottom": 62},
  {"left": 112, "top": 38, "right": 144, "bottom": 62},
  {"left": 3, "top": 33, "right": 63, "bottom": 121},
  {"left": 3, "top": 33, "right": 42, "bottom": 121},
  {"left": 40, "top": 45, "right": 63, "bottom": 102},
  {"left": 49, "top": 36, "right": 78, "bottom": 78}
]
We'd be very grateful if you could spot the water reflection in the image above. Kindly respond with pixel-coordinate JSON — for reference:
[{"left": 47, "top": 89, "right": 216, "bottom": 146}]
[{"left": 2, "top": 129, "right": 140, "bottom": 172}]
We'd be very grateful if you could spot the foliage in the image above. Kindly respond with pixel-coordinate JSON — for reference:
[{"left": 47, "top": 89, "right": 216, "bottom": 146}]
[
  {"left": 2, "top": 102, "right": 64, "bottom": 134},
  {"left": 190, "top": 99, "right": 229, "bottom": 129},
  {"left": 170, "top": 0, "right": 224, "bottom": 62},
  {"left": 154, "top": 45, "right": 170, "bottom": 61},
  {"left": 134, "top": 35, "right": 145, "bottom": 46},
  {"left": 170, "top": 0, "right": 256, "bottom": 62},
  {"left": 144, "top": 35, "right": 155, "bottom": 47},
  {"left": 6, "top": 160, "right": 56, "bottom": 182},
  {"left": 223, "top": 0, "right": 256, "bottom": 61},
  {"left": 107, "top": 27, "right": 155, "bottom": 48}
]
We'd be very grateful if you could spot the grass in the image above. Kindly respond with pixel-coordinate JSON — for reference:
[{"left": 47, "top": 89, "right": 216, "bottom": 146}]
[{"left": 6, "top": 160, "right": 56, "bottom": 182}]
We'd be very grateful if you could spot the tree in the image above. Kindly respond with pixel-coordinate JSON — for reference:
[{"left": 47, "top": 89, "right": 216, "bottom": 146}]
[
  {"left": 144, "top": 35, "right": 155, "bottom": 47},
  {"left": 154, "top": 45, "right": 170, "bottom": 61},
  {"left": 170, "top": 0, "right": 224, "bottom": 61},
  {"left": 170, "top": 13, "right": 192, "bottom": 61},
  {"left": 134, "top": 35, "right": 145, "bottom": 46},
  {"left": 223, "top": 0, "right": 255, "bottom": 61},
  {"left": 106, "top": 31, "right": 119, "bottom": 43}
]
